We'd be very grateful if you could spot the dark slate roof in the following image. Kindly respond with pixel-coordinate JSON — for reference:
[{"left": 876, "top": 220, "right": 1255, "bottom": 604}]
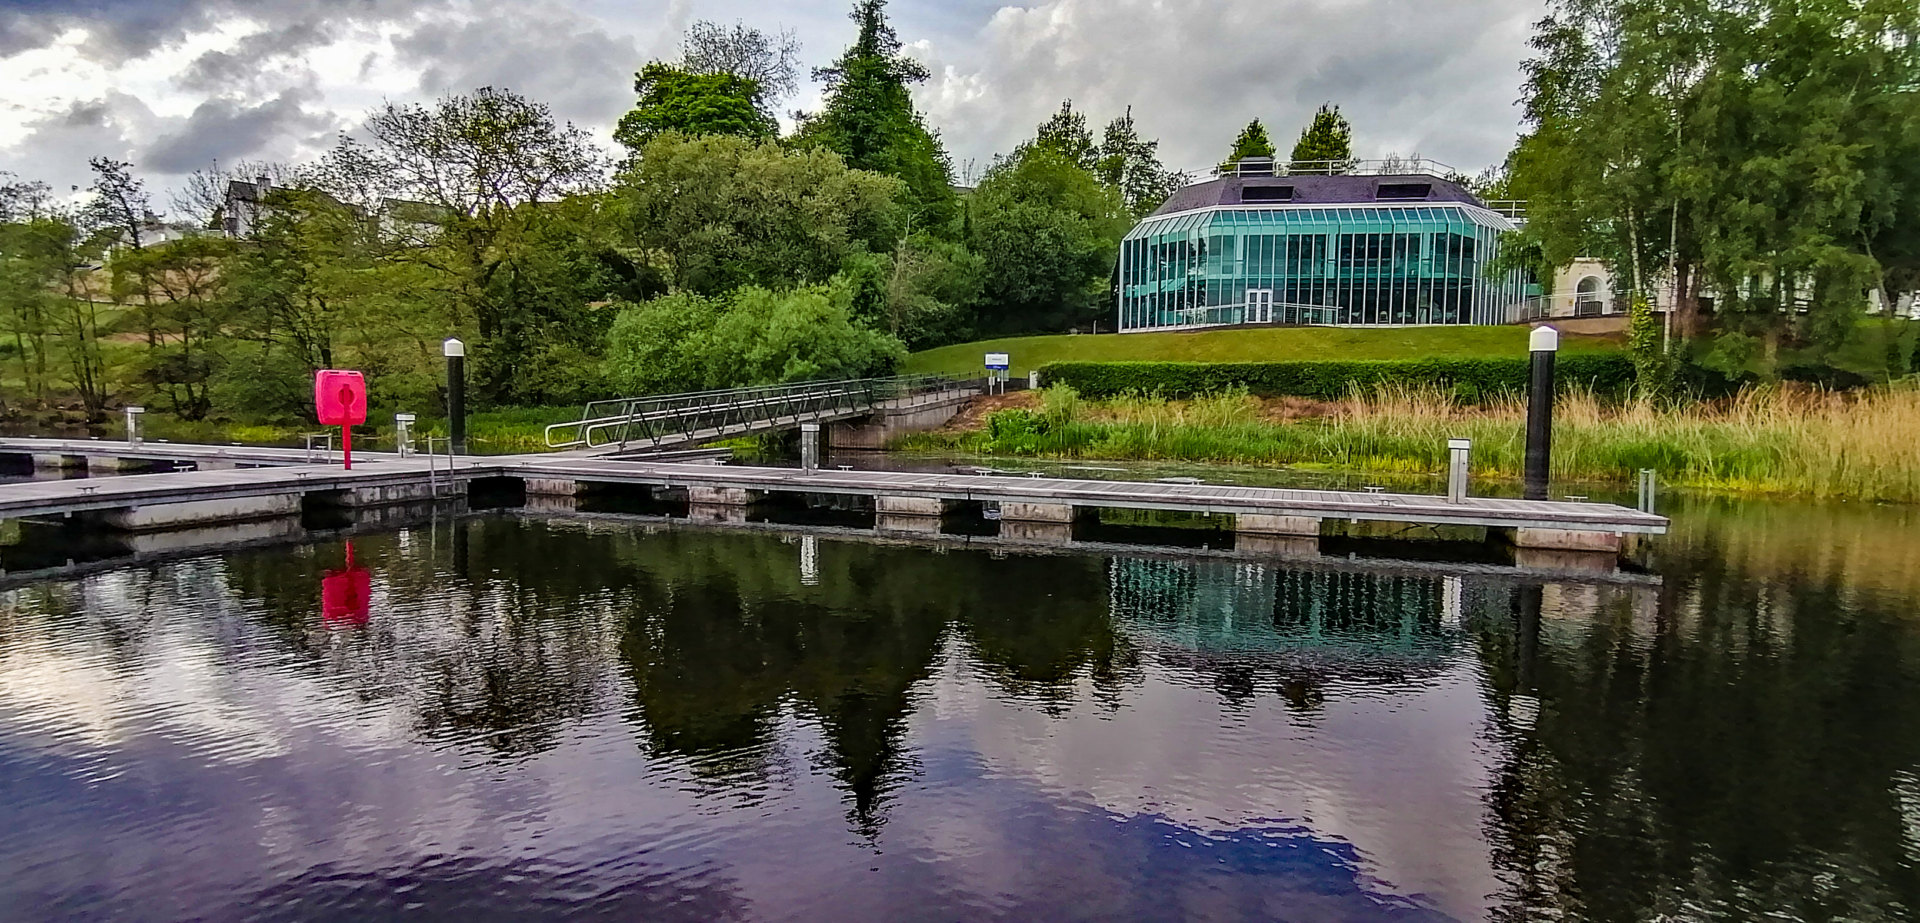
[
  {"left": 225, "top": 179, "right": 266, "bottom": 204},
  {"left": 1148, "top": 173, "right": 1483, "bottom": 217}
]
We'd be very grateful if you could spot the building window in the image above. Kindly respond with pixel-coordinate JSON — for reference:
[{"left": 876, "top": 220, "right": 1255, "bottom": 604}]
[
  {"left": 1241, "top": 186, "right": 1294, "bottom": 202},
  {"left": 1376, "top": 183, "right": 1432, "bottom": 200}
]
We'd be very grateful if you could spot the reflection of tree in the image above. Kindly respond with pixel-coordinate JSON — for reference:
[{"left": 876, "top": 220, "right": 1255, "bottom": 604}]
[
  {"left": 617, "top": 530, "right": 983, "bottom": 834},
  {"left": 953, "top": 554, "right": 1138, "bottom": 710},
  {"left": 220, "top": 518, "right": 634, "bottom": 758},
  {"left": 1478, "top": 563, "right": 1920, "bottom": 921}
]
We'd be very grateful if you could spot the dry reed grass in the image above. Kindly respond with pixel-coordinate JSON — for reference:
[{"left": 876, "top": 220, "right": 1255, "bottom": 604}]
[{"left": 921, "top": 382, "right": 1920, "bottom": 502}]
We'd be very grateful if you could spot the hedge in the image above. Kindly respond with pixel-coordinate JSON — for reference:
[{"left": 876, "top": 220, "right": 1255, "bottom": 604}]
[{"left": 1036, "top": 354, "right": 1635, "bottom": 401}]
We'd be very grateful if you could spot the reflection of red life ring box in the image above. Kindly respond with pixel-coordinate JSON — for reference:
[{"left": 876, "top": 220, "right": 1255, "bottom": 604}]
[
  {"left": 322, "top": 566, "right": 372, "bottom": 627},
  {"left": 314, "top": 370, "right": 367, "bottom": 426}
]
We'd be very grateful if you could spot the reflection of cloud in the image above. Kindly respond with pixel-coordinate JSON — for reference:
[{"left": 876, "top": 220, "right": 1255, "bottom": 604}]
[
  {"left": 934, "top": 633, "right": 1501, "bottom": 922},
  {"left": 246, "top": 854, "right": 750, "bottom": 921},
  {"left": 879, "top": 729, "right": 1461, "bottom": 921}
]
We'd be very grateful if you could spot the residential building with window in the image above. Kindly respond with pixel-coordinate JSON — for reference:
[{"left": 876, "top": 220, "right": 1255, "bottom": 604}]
[{"left": 1115, "top": 159, "right": 1537, "bottom": 331}]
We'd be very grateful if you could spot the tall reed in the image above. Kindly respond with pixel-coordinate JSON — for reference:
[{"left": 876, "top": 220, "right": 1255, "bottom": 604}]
[{"left": 917, "top": 382, "right": 1920, "bottom": 503}]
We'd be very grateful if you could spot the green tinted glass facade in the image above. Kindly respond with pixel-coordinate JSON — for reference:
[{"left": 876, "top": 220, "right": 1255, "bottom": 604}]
[{"left": 1117, "top": 203, "right": 1530, "bottom": 330}]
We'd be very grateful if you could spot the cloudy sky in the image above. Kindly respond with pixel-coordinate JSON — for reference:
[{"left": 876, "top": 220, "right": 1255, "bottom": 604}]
[{"left": 0, "top": 0, "right": 1542, "bottom": 212}]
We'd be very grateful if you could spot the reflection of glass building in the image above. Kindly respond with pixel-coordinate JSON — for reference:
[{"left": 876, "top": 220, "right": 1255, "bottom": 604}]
[
  {"left": 1116, "top": 166, "right": 1536, "bottom": 330},
  {"left": 1107, "top": 558, "right": 1456, "bottom": 658}
]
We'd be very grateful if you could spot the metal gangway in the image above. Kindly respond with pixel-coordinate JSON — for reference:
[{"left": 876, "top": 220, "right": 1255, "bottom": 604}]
[{"left": 544, "top": 375, "right": 967, "bottom": 452}]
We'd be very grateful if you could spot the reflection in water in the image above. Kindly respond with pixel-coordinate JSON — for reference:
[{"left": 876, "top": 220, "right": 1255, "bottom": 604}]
[
  {"left": 319, "top": 540, "right": 371, "bottom": 628},
  {"left": 0, "top": 507, "right": 1916, "bottom": 921}
]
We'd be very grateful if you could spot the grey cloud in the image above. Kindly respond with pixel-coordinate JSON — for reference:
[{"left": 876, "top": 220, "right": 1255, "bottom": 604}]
[
  {"left": 0, "top": 0, "right": 209, "bottom": 58},
  {"left": 176, "top": 21, "right": 336, "bottom": 93},
  {"left": 396, "top": 1, "right": 644, "bottom": 128},
  {"left": 916, "top": 0, "right": 1538, "bottom": 175},
  {"left": 141, "top": 91, "right": 341, "bottom": 173},
  {"left": 1, "top": 92, "right": 154, "bottom": 194},
  {"left": 0, "top": 0, "right": 444, "bottom": 61},
  {"left": 64, "top": 101, "right": 110, "bottom": 127}
]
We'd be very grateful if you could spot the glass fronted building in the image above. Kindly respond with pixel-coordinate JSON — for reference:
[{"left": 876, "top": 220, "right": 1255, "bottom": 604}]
[{"left": 1117, "top": 168, "right": 1536, "bottom": 330}]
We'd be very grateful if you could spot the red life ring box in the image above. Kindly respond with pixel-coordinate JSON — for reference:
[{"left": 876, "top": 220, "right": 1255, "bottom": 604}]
[{"left": 314, "top": 370, "right": 367, "bottom": 426}]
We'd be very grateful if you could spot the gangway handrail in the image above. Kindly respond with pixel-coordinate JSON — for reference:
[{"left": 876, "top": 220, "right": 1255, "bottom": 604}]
[{"left": 544, "top": 374, "right": 970, "bottom": 451}]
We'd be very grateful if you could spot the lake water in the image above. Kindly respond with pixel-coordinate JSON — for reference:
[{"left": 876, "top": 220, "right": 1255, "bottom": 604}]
[{"left": 1, "top": 493, "right": 1918, "bottom": 921}]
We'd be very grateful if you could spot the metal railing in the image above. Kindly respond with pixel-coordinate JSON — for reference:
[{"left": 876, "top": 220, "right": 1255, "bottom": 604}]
[
  {"left": 544, "top": 375, "right": 966, "bottom": 451},
  {"left": 1210, "top": 157, "right": 1466, "bottom": 179}
]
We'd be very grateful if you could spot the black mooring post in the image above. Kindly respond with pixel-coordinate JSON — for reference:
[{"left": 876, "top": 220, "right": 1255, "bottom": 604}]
[
  {"left": 1524, "top": 326, "right": 1558, "bottom": 501},
  {"left": 444, "top": 337, "right": 467, "bottom": 456}
]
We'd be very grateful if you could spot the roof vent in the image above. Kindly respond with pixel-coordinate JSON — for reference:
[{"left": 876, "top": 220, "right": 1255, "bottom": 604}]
[
  {"left": 1376, "top": 182, "right": 1432, "bottom": 200},
  {"left": 1234, "top": 156, "right": 1276, "bottom": 177},
  {"left": 1241, "top": 186, "right": 1294, "bottom": 202}
]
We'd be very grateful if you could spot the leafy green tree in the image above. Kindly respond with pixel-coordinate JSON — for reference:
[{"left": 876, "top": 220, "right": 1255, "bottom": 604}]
[
  {"left": 0, "top": 213, "right": 65, "bottom": 400},
  {"left": 614, "top": 62, "right": 777, "bottom": 154},
  {"left": 109, "top": 235, "right": 232, "bottom": 420},
  {"left": 360, "top": 87, "right": 609, "bottom": 403},
  {"left": 1034, "top": 100, "right": 1098, "bottom": 170},
  {"left": 620, "top": 133, "right": 903, "bottom": 295},
  {"left": 603, "top": 276, "right": 905, "bottom": 393},
  {"left": 885, "top": 233, "right": 984, "bottom": 349},
  {"left": 223, "top": 187, "right": 378, "bottom": 374},
  {"left": 1510, "top": 0, "right": 1919, "bottom": 377},
  {"left": 795, "top": 0, "right": 957, "bottom": 233},
  {"left": 1095, "top": 106, "right": 1186, "bottom": 218},
  {"left": 1222, "top": 119, "right": 1275, "bottom": 170},
  {"left": 968, "top": 146, "right": 1130, "bottom": 334},
  {"left": 1288, "top": 103, "right": 1355, "bottom": 171}
]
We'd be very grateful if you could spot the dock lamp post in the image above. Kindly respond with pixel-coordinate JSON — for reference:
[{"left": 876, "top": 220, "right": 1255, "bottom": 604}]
[
  {"left": 1524, "top": 326, "right": 1558, "bottom": 500},
  {"left": 124, "top": 406, "right": 144, "bottom": 448},
  {"left": 443, "top": 338, "right": 466, "bottom": 456}
]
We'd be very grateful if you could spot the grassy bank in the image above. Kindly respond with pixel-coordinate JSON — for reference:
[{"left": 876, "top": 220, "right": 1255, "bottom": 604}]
[
  {"left": 901, "top": 384, "right": 1920, "bottom": 503},
  {"left": 904, "top": 326, "right": 1623, "bottom": 378}
]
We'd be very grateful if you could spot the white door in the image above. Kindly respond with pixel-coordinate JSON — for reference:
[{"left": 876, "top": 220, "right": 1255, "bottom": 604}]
[{"left": 1247, "top": 289, "right": 1273, "bottom": 324}]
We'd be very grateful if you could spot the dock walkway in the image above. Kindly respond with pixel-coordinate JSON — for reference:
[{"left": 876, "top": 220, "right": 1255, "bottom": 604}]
[{"left": 0, "top": 438, "right": 1667, "bottom": 554}]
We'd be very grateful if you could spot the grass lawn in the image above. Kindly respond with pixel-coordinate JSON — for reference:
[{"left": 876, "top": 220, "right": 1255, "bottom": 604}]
[{"left": 904, "top": 326, "right": 1624, "bottom": 378}]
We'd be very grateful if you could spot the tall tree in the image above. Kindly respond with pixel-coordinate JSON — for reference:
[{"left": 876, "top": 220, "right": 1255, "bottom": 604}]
[
  {"left": 110, "top": 235, "right": 232, "bottom": 420},
  {"left": 614, "top": 62, "right": 777, "bottom": 154},
  {"left": 679, "top": 20, "right": 803, "bottom": 110},
  {"left": 0, "top": 173, "right": 52, "bottom": 222},
  {"left": 968, "top": 146, "right": 1130, "bottom": 334},
  {"left": 619, "top": 133, "right": 903, "bottom": 295},
  {"left": 1034, "top": 100, "right": 1097, "bottom": 171},
  {"left": 361, "top": 87, "right": 608, "bottom": 401},
  {"left": 1289, "top": 103, "right": 1354, "bottom": 171},
  {"left": 796, "top": 0, "right": 957, "bottom": 232},
  {"left": 1222, "top": 119, "right": 1275, "bottom": 169},
  {"left": 82, "top": 158, "right": 151, "bottom": 251},
  {"left": 1095, "top": 107, "right": 1186, "bottom": 218}
]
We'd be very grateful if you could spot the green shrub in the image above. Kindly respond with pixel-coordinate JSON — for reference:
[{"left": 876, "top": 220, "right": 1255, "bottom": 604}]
[{"left": 1036, "top": 354, "right": 1635, "bottom": 401}]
